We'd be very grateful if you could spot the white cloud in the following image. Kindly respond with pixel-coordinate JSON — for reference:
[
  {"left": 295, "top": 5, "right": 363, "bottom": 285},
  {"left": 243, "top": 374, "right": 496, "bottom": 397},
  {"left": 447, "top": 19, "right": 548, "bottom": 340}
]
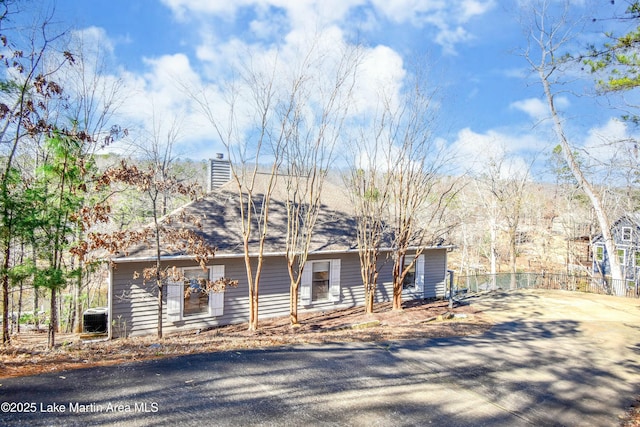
[
  {"left": 71, "top": 26, "right": 116, "bottom": 56},
  {"left": 80, "top": 1, "right": 496, "bottom": 160},
  {"left": 351, "top": 44, "right": 406, "bottom": 114},
  {"left": 160, "top": 0, "right": 495, "bottom": 54},
  {"left": 510, "top": 98, "right": 548, "bottom": 121},
  {"left": 581, "top": 118, "right": 634, "bottom": 167},
  {"left": 503, "top": 68, "right": 528, "bottom": 79},
  {"left": 510, "top": 97, "right": 570, "bottom": 121},
  {"left": 460, "top": 0, "right": 495, "bottom": 21},
  {"left": 448, "top": 127, "right": 544, "bottom": 177},
  {"left": 160, "top": 0, "right": 255, "bottom": 19}
]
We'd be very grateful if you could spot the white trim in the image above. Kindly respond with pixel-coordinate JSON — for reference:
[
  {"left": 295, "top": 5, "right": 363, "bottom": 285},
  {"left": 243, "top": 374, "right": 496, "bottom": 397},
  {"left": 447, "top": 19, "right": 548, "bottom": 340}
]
[
  {"left": 166, "top": 278, "right": 183, "bottom": 322},
  {"left": 329, "top": 259, "right": 341, "bottom": 302},
  {"left": 302, "top": 259, "right": 342, "bottom": 305},
  {"left": 300, "top": 263, "right": 313, "bottom": 306},
  {"left": 208, "top": 265, "right": 225, "bottom": 316},
  {"left": 415, "top": 254, "right": 425, "bottom": 293},
  {"left": 401, "top": 255, "right": 417, "bottom": 291},
  {"left": 107, "top": 264, "right": 113, "bottom": 339}
]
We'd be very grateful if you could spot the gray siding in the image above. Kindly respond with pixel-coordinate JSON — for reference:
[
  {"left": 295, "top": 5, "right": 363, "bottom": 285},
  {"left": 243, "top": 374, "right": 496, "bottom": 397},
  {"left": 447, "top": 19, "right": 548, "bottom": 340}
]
[
  {"left": 424, "top": 249, "right": 448, "bottom": 298},
  {"left": 109, "top": 248, "right": 447, "bottom": 338}
]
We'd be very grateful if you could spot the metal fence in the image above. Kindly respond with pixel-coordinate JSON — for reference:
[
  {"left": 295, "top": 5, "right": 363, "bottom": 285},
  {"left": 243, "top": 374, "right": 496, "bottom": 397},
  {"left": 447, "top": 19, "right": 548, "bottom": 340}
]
[{"left": 453, "top": 272, "right": 639, "bottom": 299}]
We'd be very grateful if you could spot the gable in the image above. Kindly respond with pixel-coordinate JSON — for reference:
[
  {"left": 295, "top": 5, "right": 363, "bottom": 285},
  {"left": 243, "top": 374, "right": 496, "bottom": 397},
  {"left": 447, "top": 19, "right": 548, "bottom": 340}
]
[{"left": 592, "top": 214, "right": 640, "bottom": 246}]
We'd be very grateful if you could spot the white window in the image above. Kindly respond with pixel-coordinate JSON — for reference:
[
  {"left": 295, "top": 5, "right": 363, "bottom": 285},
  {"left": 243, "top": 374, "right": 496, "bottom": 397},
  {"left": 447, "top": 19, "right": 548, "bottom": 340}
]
[
  {"left": 402, "top": 254, "right": 425, "bottom": 293},
  {"left": 167, "top": 265, "right": 225, "bottom": 322},
  {"left": 183, "top": 267, "right": 210, "bottom": 316},
  {"left": 622, "top": 227, "right": 633, "bottom": 242},
  {"left": 402, "top": 256, "right": 416, "bottom": 290},
  {"left": 300, "top": 259, "right": 341, "bottom": 305},
  {"left": 594, "top": 245, "right": 604, "bottom": 262},
  {"left": 312, "top": 261, "right": 330, "bottom": 301},
  {"left": 617, "top": 249, "right": 626, "bottom": 265}
]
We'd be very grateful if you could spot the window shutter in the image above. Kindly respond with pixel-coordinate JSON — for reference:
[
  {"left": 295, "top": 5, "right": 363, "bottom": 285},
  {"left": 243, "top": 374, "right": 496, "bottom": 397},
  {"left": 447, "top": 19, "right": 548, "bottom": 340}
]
[
  {"left": 209, "top": 265, "right": 225, "bottom": 317},
  {"left": 167, "top": 279, "right": 183, "bottom": 322},
  {"left": 415, "top": 254, "right": 425, "bottom": 293},
  {"left": 300, "top": 262, "right": 312, "bottom": 306},
  {"left": 330, "top": 259, "right": 341, "bottom": 302}
]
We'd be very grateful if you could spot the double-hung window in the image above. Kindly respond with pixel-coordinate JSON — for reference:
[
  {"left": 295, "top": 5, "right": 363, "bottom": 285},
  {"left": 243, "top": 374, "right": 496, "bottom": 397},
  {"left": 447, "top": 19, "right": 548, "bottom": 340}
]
[
  {"left": 300, "top": 259, "right": 341, "bottom": 305},
  {"left": 167, "top": 265, "right": 225, "bottom": 322},
  {"left": 594, "top": 245, "right": 604, "bottom": 262},
  {"left": 402, "top": 256, "right": 417, "bottom": 290},
  {"left": 311, "top": 261, "right": 331, "bottom": 301},
  {"left": 183, "top": 267, "right": 210, "bottom": 316},
  {"left": 402, "top": 254, "right": 425, "bottom": 293}
]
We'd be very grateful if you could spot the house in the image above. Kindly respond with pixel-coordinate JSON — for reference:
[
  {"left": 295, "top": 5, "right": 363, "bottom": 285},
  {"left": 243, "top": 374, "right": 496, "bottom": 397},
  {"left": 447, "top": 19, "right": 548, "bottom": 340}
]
[
  {"left": 592, "top": 214, "right": 640, "bottom": 295},
  {"left": 107, "top": 158, "right": 453, "bottom": 338}
]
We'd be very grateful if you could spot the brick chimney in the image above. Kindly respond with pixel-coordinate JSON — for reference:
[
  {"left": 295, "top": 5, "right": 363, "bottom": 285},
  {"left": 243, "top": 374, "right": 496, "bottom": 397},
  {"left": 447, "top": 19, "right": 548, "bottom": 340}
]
[{"left": 207, "top": 153, "right": 231, "bottom": 192}]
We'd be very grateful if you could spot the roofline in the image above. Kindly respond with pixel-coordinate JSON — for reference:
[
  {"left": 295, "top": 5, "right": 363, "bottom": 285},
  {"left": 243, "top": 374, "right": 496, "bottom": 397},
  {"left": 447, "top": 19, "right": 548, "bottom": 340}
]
[{"left": 110, "top": 245, "right": 455, "bottom": 264}]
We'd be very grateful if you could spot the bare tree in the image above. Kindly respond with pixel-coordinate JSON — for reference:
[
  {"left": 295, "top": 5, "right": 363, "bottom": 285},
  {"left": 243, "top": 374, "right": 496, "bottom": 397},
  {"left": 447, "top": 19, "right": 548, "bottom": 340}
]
[
  {"left": 131, "top": 107, "right": 187, "bottom": 216},
  {"left": 521, "top": 0, "right": 624, "bottom": 293},
  {"left": 193, "top": 51, "right": 293, "bottom": 331},
  {"left": 477, "top": 151, "right": 533, "bottom": 289},
  {"left": 89, "top": 161, "right": 215, "bottom": 339},
  {"left": 382, "top": 69, "right": 457, "bottom": 310},
  {"left": 346, "top": 125, "right": 393, "bottom": 314},
  {"left": 281, "top": 43, "right": 360, "bottom": 326},
  {"left": 62, "top": 30, "right": 127, "bottom": 333},
  {"left": 345, "top": 64, "right": 456, "bottom": 313}
]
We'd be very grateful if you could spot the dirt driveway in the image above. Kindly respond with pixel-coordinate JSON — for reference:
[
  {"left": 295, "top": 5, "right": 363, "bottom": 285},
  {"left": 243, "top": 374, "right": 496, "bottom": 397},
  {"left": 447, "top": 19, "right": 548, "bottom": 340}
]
[
  {"left": 471, "top": 288, "right": 640, "bottom": 355},
  {"left": 456, "top": 289, "right": 640, "bottom": 425},
  {"left": 1, "top": 289, "right": 639, "bottom": 426}
]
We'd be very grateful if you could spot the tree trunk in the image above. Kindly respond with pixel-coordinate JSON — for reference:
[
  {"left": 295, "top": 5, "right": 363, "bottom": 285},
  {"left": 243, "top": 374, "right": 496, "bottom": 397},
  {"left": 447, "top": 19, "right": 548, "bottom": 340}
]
[
  {"left": 157, "top": 279, "right": 163, "bottom": 339},
  {"left": 2, "top": 245, "right": 9, "bottom": 345},
  {"left": 73, "top": 251, "right": 83, "bottom": 333},
  {"left": 509, "top": 229, "right": 517, "bottom": 290},
  {"left": 17, "top": 279, "right": 23, "bottom": 334},
  {"left": 540, "top": 73, "right": 624, "bottom": 292},
  {"left": 365, "top": 286, "right": 374, "bottom": 314},
  {"left": 392, "top": 286, "right": 402, "bottom": 311},
  {"left": 490, "top": 213, "right": 498, "bottom": 290},
  {"left": 34, "top": 287, "right": 39, "bottom": 331},
  {"left": 153, "top": 197, "right": 163, "bottom": 340},
  {"left": 392, "top": 259, "right": 403, "bottom": 311},
  {"left": 48, "top": 287, "right": 57, "bottom": 348},
  {"left": 289, "top": 281, "right": 299, "bottom": 326},
  {"left": 248, "top": 291, "right": 259, "bottom": 331}
]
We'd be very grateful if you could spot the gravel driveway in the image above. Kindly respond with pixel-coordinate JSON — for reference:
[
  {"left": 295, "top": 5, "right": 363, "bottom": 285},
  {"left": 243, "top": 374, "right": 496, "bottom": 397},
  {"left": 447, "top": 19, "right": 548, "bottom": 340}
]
[{"left": 1, "top": 289, "right": 639, "bottom": 426}]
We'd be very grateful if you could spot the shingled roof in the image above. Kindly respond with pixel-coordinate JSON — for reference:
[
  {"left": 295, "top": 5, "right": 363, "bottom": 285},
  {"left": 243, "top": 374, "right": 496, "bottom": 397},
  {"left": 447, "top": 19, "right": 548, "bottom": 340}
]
[{"left": 116, "top": 173, "right": 369, "bottom": 261}]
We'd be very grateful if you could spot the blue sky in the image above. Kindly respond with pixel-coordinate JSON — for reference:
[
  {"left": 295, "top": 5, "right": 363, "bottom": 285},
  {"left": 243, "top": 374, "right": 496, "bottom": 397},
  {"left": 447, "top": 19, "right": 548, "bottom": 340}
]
[{"left": 46, "top": 0, "right": 639, "bottom": 178}]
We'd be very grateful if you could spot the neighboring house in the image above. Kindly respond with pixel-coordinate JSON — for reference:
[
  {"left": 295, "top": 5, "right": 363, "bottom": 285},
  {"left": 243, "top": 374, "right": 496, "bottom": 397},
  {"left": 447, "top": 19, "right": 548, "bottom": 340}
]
[
  {"left": 592, "top": 214, "right": 640, "bottom": 293},
  {"left": 107, "top": 158, "right": 453, "bottom": 338}
]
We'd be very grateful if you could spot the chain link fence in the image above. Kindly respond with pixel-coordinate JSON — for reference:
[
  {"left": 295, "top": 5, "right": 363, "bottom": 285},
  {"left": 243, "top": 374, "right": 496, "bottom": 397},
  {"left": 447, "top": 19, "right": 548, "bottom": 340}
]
[{"left": 453, "top": 272, "right": 638, "bottom": 298}]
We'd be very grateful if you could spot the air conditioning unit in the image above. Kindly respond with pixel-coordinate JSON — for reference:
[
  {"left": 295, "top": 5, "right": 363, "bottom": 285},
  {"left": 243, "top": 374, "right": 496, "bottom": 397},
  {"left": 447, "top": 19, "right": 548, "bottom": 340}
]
[{"left": 83, "top": 308, "right": 108, "bottom": 333}]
